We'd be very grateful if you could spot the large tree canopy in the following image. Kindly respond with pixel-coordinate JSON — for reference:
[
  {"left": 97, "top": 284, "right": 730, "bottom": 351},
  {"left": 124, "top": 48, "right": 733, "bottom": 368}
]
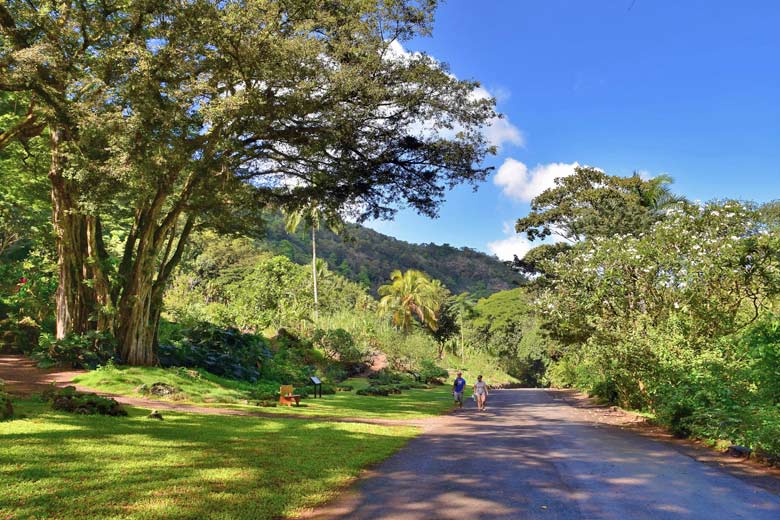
[
  {"left": 516, "top": 168, "right": 683, "bottom": 243},
  {"left": 513, "top": 167, "right": 685, "bottom": 275},
  {"left": 1, "top": 0, "right": 498, "bottom": 364}
]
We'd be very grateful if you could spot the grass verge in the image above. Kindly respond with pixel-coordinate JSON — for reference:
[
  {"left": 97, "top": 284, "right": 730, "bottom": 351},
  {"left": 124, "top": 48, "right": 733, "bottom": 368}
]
[
  {"left": 1, "top": 399, "right": 418, "bottom": 519},
  {"left": 72, "top": 368, "right": 456, "bottom": 419}
]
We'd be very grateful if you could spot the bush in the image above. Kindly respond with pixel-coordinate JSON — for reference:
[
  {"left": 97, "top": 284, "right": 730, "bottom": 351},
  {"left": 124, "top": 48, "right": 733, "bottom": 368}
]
[
  {"left": 368, "top": 368, "right": 405, "bottom": 385},
  {"left": 357, "top": 384, "right": 404, "bottom": 397},
  {"left": 0, "top": 316, "right": 41, "bottom": 354},
  {"left": 34, "top": 331, "right": 118, "bottom": 369},
  {"left": 418, "top": 360, "right": 448, "bottom": 385},
  {"left": 249, "top": 381, "right": 284, "bottom": 401},
  {"left": 0, "top": 381, "right": 13, "bottom": 420},
  {"left": 302, "top": 384, "right": 336, "bottom": 395},
  {"left": 43, "top": 386, "right": 127, "bottom": 416},
  {"left": 323, "top": 365, "right": 349, "bottom": 383},
  {"left": 158, "top": 323, "right": 271, "bottom": 382},
  {"left": 312, "top": 328, "right": 369, "bottom": 375}
]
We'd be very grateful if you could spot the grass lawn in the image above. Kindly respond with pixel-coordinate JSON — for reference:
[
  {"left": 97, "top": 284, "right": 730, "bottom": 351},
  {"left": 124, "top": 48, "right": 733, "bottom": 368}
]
[
  {"left": 439, "top": 355, "right": 519, "bottom": 386},
  {"left": 73, "top": 368, "right": 457, "bottom": 420},
  {"left": 72, "top": 366, "right": 252, "bottom": 404},
  {"left": 236, "top": 378, "right": 456, "bottom": 419},
  {"left": 1, "top": 399, "right": 418, "bottom": 520}
]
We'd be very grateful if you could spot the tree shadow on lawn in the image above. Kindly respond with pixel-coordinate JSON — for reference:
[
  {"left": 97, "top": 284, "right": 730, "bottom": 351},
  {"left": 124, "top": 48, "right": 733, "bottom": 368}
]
[{"left": 0, "top": 405, "right": 417, "bottom": 520}]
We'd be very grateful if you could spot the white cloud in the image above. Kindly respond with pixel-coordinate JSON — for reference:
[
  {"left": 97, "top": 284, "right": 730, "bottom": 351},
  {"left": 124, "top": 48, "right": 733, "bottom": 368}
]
[
  {"left": 484, "top": 116, "right": 524, "bottom": 149},
  {"left": 494, "top": 159, "right": 579, "bottom": 202},
  {"left": 388, "top": 42, "right": 523, "bottom": 150},
  {"left": 488, "top": 233, "right": 535, "bottom": 261},
  {"left": 487, "top": 222, "right": 535, "bottom": 261}
]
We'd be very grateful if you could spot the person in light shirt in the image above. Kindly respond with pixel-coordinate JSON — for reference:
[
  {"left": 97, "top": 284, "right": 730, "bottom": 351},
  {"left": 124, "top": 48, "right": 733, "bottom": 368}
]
[{"left": 473, "top": 374, "right": 489, "bottom": 411}]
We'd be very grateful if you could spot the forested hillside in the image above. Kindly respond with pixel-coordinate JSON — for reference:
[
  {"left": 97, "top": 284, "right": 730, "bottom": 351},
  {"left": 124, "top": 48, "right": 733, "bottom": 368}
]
[{"left": 260, "top": 213, "right": 520, "bottom": 296}]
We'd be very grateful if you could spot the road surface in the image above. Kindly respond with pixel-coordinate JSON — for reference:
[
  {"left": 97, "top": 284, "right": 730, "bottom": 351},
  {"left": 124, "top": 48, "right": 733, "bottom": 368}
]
[{"left": 304, "top": 389, "right": 780, "bottom": 519}]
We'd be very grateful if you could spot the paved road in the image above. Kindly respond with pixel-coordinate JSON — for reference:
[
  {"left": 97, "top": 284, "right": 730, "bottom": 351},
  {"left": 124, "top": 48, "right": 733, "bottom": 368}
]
[{"left": 305, "top": 389, "right": 780, "bottom": 520}]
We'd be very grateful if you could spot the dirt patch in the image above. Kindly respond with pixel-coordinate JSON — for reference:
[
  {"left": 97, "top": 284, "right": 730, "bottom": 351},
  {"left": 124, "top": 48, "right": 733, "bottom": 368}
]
[{"left": 0, "top": 355, "right": 86, "bottom": 396}]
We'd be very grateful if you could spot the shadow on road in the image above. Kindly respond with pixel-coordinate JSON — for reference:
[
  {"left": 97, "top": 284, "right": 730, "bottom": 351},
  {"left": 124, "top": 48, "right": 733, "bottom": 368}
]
[{"left": 302, "top": 389, "right": 780, "bottom": 520}]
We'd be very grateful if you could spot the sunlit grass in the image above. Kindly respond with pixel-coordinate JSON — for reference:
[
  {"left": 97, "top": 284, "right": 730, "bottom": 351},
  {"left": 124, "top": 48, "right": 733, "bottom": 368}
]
[
  {"left": 1, "top": 399, "right": 418, "bottom": 519},
  {"left": 72, "top": 368, "right": 458, "bottom": 419},
  {"left": 440, "top": 355, "right": 519, "bottom": 386},
  {"left": 224, "top": 378, "right": 456, "bottom": 419},
  {"left": 72, "top": 366, "right": 252, "bottom": 404}
]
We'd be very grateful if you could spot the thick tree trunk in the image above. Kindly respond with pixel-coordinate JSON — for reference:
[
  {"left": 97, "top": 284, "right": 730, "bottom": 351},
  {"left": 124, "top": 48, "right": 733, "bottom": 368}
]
[
  {"left": 49, "top": 127, "right": 94, "bottom": 338},
  {"left": 117, "top": 211, "right": 194, "bottom": 365},
  {"left": 117, "top": 208, "right": 161, "bottom": 365},
  {"left": 117, "top": 288, "right": 158, "bottom": 366}
]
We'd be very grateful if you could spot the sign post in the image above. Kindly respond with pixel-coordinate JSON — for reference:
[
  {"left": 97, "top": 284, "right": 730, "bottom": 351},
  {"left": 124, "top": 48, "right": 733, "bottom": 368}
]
[{"left": 310, "top": 376, "right": 322, "bottom": 398}]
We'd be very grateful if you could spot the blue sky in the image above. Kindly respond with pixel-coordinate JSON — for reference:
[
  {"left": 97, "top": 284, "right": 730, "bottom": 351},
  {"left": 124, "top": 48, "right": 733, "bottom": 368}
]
[{"left": 367, "top": 0, "right": 780, "bottom": 259}]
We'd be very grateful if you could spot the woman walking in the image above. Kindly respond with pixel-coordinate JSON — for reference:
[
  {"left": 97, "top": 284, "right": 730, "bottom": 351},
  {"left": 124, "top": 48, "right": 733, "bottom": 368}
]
[{"left": 473, "top": 375, "right": 489, "bottom": 411}]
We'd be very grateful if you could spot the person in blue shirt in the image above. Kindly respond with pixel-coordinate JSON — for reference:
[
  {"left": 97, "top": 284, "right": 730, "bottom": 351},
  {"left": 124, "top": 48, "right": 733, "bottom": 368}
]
[{"left": 452, "top": 371, "right": 467, "bottom": 408}]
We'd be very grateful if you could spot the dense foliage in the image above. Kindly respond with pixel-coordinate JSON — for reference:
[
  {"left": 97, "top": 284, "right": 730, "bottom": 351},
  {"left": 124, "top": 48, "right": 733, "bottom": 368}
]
[
  {"left": 1, "top": 0, "right": 498, "bottom": 365},
  {"left": 466, "top": 288, "right": 550, "bottom": 386},
  {"left": 158, "top": 323, "right": 271, "bottom": 382},
  {"left": 526, "top": 186, "right": 780, "bottom": 458},
  {"left": 262, "top": 213, "right": 519, "bottom": 296}
]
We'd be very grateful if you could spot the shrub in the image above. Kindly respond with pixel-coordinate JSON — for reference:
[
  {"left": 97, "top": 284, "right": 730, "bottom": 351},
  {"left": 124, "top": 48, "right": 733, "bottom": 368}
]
[
  {"left": 418, "top": 360, "right": 448, "bottom": 385},
  {"left": 249, "top": 381, "right": 283, "bottom": 401},
  {"left": 311, "top": 328, "right": 369, "bottom": 375},
  {"left": 0, "top": 317, "right": 41, "bottom": 354},
  {"left": 302, "top": 384, "right": 336, "bottom": 395},
  {"left": 368, "top": 368, "right": 405, "bottom": 385},
  {"left": 357, "top": 384, "right": 404, "bottom": 396},
  {"left": 158, "top": 323, "right": 271, "bottom": 382},
  {"left": 43, "top": 386, "right": 127, "bottom": 416},
  {"left": 0, "top": 381, "right": 13, "bottom": 420},
  {"left": 323, "top": 365, "right": 349, "bottom": 383},
  {"left": 34, "top": 331, "right": 118, "bottom": 369}
]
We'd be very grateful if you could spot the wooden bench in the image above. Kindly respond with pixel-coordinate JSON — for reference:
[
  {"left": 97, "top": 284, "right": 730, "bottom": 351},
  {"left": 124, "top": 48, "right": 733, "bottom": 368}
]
[{"left": 278, "top": 385, "right": 301, "bottom": 407}]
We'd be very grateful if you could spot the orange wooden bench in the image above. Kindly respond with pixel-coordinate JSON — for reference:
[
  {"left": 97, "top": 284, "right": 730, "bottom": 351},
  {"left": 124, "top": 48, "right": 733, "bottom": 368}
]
[{"left": 278, "top": 385, "right": 301, "bottom": 407}]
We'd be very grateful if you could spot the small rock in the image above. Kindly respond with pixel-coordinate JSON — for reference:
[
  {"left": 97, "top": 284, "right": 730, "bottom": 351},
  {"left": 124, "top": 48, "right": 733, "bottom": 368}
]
[
  {"left": 148, "top": 383, "right": 178, "bottom": 397},
  {"left": 147, "top": 410, "right": 164, "bottom": 420}
]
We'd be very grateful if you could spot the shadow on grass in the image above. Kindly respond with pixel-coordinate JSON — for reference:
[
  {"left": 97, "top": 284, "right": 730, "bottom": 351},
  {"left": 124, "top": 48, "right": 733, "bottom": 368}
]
[{"left": 0, "top": 401, "right": 417, "bottom": 520}]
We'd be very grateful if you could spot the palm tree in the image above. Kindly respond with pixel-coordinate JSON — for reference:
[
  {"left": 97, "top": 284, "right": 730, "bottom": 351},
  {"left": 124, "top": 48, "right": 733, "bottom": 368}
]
[
  {"left": 378, "top": 269, "right": 444, "bottom": 333},
  {"left": 284, "top": 204, "right": 343, "bottom": 320},
  {"left": 448, "top": 292, "right": 477, "bottom": 360},
  {"left": 632, "top": 172, "right": 687, "bottom": 212}
]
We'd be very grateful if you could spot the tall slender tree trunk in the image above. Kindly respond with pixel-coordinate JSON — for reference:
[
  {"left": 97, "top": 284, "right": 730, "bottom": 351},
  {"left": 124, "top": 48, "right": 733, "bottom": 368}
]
[
  {"left": 312, "top": 226, "right": 318, "bottom": 321},
  {"left": 459, "top": 317, "right": 465, "bottom": 361},
  {"left": 86, "top": 216, "right": 116, "bottom": 335},
  {"left": 49, "top": 127, "right": 94, "bottom": 338}
]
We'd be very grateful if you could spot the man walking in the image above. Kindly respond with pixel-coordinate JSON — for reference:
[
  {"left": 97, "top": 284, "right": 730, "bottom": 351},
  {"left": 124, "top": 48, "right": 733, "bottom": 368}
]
[{"left": 453, "top": 371, "right": 466, "bottom": 408}]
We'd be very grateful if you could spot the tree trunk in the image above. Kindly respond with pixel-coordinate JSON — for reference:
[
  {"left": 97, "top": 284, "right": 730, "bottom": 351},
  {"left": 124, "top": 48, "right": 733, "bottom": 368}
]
[
  {"left": 117, "top": 204, "right": 163, "bottom": 365},
  {"left": 312, "top": 226, "right": 318, "bottom": 321},
  {"left": 86, "top": 215, "right": 116, "bottom": 335},
  {"left": 117, "top": 211, "right": 194, "bottom": 365},
  {"left": 49, "top": 127, "right": 94, "bottom": 338}
]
